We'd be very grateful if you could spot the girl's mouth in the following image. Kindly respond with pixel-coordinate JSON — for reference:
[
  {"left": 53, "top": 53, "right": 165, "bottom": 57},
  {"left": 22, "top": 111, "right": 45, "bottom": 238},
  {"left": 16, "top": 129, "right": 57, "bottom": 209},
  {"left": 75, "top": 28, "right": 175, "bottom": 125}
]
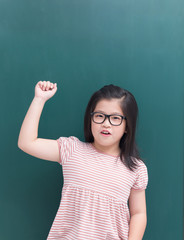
[{"left": 100, "top": 130, "right": 111, "bottom": 136}]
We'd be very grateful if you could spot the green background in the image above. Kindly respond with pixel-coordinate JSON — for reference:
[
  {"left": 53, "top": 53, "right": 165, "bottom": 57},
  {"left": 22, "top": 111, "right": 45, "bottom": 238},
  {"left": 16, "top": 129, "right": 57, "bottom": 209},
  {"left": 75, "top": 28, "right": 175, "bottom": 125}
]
[{"left": 1, "top": 0, "right": 183, "bottom": 239}]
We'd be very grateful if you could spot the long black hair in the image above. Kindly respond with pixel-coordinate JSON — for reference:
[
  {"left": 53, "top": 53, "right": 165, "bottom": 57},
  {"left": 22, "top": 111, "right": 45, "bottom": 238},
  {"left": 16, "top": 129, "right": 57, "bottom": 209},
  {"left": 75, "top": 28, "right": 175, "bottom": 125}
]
[{"left": 84, "top": 84, "right": 143, "bottom": 171}]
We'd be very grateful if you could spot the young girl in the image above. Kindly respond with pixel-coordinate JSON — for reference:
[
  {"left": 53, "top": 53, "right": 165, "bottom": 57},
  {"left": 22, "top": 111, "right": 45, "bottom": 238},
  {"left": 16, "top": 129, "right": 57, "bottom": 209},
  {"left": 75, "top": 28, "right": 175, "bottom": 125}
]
[{"left": 18, "top": 81, "right": 148, "bottom": 240}]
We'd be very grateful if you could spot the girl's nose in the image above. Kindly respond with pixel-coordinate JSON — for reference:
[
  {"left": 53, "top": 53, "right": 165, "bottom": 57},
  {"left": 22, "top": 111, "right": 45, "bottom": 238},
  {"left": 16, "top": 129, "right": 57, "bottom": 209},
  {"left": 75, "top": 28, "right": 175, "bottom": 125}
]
[{"left": 102, "top": 117, "right": 111, "bottom": 127}]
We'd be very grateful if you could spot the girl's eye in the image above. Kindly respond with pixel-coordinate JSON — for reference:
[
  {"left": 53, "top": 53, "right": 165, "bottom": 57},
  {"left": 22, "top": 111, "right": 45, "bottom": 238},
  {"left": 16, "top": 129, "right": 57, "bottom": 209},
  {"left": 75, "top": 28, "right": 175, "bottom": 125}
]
[
  {"left": 112, "top": 116, "right": 121, "bottom": 120},
  {"left": 95, "top": 114, "right": 104, "bottom": 118}
]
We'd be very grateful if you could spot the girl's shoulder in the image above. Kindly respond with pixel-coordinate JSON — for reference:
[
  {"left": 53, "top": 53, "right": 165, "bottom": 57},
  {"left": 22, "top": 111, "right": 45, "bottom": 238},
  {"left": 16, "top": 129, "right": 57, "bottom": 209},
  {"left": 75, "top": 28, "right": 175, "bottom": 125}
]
[
  {"left": 132, "top": 158, "right": 148, "bottom": 173},
  {"left": 57, "top": 136, "right": 80, "bottom": 143},
  {"left": 131, "top": 158, "right": 149, "bottom": 190},
  {"left": 137, "top": 159, "right": 147, "bottom": 167},
  {"left": 57, "top": 136, "right": 90, "bottom": 165},
  {"left": 57, "top": 136, "right": 88, "bottom": 148}
]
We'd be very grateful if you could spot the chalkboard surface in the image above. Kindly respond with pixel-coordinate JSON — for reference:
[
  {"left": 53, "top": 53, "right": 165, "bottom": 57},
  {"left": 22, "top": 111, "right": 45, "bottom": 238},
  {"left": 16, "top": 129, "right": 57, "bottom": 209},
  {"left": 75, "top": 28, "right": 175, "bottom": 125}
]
[{"left": 1, "top": 0, "right": 183, "bottom": 239}]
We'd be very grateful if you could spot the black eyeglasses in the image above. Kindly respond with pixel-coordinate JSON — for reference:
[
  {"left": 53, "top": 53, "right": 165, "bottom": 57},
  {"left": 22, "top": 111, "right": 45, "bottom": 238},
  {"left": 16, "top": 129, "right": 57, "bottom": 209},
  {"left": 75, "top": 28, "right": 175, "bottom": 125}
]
[{"left": 91, "top": 112, "right": 126, "bottom": 126}]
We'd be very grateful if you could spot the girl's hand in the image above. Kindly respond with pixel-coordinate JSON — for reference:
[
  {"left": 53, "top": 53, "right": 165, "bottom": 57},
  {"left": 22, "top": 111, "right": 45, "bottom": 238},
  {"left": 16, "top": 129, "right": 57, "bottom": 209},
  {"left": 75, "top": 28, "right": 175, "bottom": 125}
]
[{"left": 35, "top": 81, "right": 57, "bottom": 102}]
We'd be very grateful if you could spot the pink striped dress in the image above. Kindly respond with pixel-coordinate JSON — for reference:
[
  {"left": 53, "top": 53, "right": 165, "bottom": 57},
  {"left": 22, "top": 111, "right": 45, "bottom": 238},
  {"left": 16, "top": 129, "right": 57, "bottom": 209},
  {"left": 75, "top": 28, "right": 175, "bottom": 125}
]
[{"left": 47, "top": 136, "right": 148, "bottom": 240}]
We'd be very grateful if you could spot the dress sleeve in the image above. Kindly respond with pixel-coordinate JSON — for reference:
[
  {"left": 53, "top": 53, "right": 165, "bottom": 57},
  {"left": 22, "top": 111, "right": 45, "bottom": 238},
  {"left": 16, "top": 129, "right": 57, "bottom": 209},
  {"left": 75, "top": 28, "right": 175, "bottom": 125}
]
[
  {"left": 56, "top": 136, "right": 78, "bottom": 165},
  {"left": 132, "top": 161, "right": 148, "bottom": 190}
]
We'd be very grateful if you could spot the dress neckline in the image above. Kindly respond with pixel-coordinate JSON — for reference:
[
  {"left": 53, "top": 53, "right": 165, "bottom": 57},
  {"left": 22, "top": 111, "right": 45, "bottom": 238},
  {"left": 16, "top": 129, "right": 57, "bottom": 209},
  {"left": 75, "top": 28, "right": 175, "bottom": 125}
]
[{"left": 89, "top": 143, "right": 120, "bottom": 159}]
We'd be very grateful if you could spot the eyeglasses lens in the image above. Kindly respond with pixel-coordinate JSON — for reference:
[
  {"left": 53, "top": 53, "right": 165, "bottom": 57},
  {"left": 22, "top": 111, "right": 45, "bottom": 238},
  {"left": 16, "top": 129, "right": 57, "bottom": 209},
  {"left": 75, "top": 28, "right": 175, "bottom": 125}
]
[
  {"left": 93, "top": 113, "right": 105, "bottom": 123},
  {"left": 109, "top": 115, "right": 122, "bottom": 125}
]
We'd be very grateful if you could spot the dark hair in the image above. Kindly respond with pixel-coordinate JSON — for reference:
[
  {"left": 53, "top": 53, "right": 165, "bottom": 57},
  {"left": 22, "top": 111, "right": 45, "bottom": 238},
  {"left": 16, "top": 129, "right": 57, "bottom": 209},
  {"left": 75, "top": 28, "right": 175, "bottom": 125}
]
[{"left": 84, "top": 84, "right": 142, "bottom": 171}]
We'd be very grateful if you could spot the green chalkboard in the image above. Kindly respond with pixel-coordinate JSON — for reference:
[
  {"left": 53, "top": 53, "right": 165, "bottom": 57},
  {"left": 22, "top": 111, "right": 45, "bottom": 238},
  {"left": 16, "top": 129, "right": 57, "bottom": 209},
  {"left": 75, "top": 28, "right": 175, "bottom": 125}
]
[{"left": 1, "top": 0, "right": 183, "bottom": 239}]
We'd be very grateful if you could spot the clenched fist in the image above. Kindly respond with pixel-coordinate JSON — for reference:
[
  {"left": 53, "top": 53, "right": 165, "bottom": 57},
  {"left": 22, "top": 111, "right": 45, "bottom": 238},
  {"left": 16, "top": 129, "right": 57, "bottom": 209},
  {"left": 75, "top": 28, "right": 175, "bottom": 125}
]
[{"left": 35, "top": 81, "right": 57, "bottom": 102}]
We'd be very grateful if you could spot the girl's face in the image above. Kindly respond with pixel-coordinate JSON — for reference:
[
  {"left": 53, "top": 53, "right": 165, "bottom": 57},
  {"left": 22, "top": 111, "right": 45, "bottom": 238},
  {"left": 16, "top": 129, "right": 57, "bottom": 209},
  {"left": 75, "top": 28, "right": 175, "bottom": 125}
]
[{"left": 91, "top": 98, "right": 126, "bottom": 156}]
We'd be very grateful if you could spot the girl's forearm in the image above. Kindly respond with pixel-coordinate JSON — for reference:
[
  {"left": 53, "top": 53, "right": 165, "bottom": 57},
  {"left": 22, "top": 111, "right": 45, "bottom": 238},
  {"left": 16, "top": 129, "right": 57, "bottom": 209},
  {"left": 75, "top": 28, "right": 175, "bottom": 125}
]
[
  {"left": 128, "top": 213, "right": 147, "bottom": 240},
  {"left": 18, "top": 97, "right": 46, "bottom": 147}
]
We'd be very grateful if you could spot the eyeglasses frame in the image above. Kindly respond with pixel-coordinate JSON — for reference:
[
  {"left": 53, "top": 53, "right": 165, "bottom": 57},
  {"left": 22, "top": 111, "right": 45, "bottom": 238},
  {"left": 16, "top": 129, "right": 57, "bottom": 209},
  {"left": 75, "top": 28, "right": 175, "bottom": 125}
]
[{"left": 90, "top": 112, "right": 126, "bottom": 126}]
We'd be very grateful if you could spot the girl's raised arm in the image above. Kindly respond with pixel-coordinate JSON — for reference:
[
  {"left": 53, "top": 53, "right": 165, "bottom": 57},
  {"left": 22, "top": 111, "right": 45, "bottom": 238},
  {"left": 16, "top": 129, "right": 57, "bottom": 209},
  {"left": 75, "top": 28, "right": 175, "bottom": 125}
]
[{"left": 18, "top": 81, "right": 60, "bottom": 163}]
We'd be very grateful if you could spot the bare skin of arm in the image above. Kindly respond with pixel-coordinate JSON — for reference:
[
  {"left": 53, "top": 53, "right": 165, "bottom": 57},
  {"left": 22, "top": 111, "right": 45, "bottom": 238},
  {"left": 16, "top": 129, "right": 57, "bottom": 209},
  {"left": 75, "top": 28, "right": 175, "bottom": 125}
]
[
  {"left": 18, "top": 81, "right": 60, "bottom": 163},
  {"left": 128, "top": 188, "right": 147, "bottom": 240}
]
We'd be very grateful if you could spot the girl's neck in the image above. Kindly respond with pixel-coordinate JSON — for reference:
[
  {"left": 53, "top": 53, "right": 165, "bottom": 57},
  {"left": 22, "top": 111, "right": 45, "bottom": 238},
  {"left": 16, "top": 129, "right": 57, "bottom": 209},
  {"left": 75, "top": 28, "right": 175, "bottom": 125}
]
[{"left": 91, "top": 142, "right": 120, "bottom": 157}]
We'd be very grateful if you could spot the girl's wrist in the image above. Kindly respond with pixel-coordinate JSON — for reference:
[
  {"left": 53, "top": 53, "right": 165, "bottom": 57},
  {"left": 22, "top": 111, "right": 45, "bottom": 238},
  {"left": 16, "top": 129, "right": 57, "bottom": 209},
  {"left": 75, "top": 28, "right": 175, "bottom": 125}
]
[{"left": 33, "top": 96, "right": 46, "bottom": 105}]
